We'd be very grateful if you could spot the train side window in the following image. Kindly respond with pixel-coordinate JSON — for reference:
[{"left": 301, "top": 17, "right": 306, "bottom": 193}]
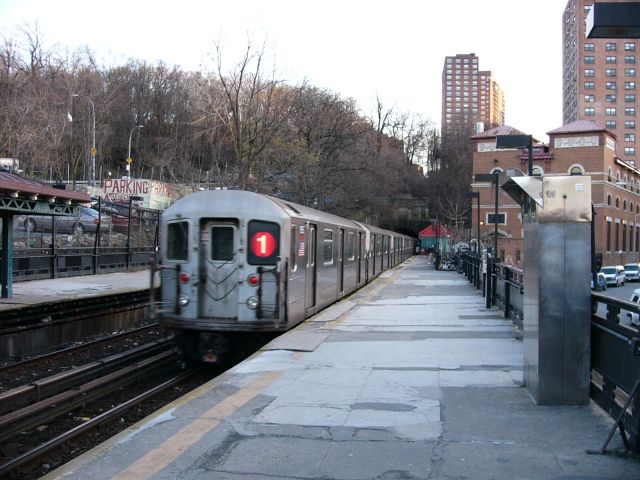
[
  {"left": 210, "top": 226, "right": 234, "bottom": 261},
  {"left": 347, "top": 232, "right": 355, "bottom": 261},
  {"left": 290, "top": 226, "right": 297, "bottom": 272},
  {"left": 166, "top": 221, "right": 189, "bottom": 261},
  {"left": 323, "top": 229, "right": 334, "bottom": 265}
]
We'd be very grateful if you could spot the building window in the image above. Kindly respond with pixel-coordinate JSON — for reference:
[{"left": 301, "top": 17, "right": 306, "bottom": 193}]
[
  {"left": 607, "top": 43, "right": 617, "bottom": 51},
  {"left": 625, "top": 121, "right": 636, "bottom": 128},
  {"left": 616, "top": 222, "right": 620, "bottom": 251},
  {"left": 585, "top": 56, "right": 595, "bottom": 64},
  {"left": 585, "top": 107, "right": 595, "bottom": 116},
  {"left": 626, "top": 81, "right": 636, "bottom": 90},
  {"left": 606, "top": 56, "right": 617, "bottom": 64},
  {"left": 585, "top": 81, "right": 595, "bottom": 89},
  {"left": 625, "top": 43, "right": 636, "bottom": 51},
  {"left": 607, "top": 221, "right": 612, "bottom": 252},
  {"left": 625, "top": 133, "right": 636, "bottom": 142},
  {"left": 624, "top": 224, "right": 628, "bottom": 251},
  {"left": 606, "top": 69, "right": 617, "bottom": 76},
  {"left": 626, "top": 55, "right": 636, "bottom": 64},
  {"left": 606, "top": 120, "right": 617, "bottom": 129},
  {"left": 616, "top": 197, "right": 620, "bottom": 208},
  {"left": 625, "top": 147, "right": 636, "bottom": 156},
  {"left": 606, "top": 81, "right": 617, "bottom": 90},
  {"left": 624, "top": 200, "right": 628, "bottom": 211},
  {"left": 585, "top": 69, "right": 595, "bottom": 77},
  {"left": 607, "top": 193, "right": 612, "bottom": 206},
  {"left": 606, "top": 94, "right": 617, "bottom": 103},
  {"left": 487, "top": 213, "right": 506, "bottom": 225},
  {"left": 626, "top": 107, "right": 636, "bottom": 116},
  {"left": 585, "top": 94, "right": 595, "bottom": 102},
  {"left": 626, "top": 94, "right": 636, "bottom": 102},
  {"left": 606, "top": 107, "right": 617, "bottom": 115},
  {"left": 627, "top": 68, "right": 637, "bottom": 77},
  {"left": 585, "top": 43, "right": 595, "bottom": 51}
]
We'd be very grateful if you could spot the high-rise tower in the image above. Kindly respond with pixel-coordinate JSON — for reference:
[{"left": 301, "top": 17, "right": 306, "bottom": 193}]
[
  {"left": 442, "top": 53, "right": 505, "bottom": 136},
  {"left": 563, "top": 0, "right": 638, "bottom": 164}
]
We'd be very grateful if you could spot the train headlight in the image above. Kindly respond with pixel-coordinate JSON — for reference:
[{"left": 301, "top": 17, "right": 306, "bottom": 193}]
[
  {"left": 179, "top": 295, "right": 189, "bottom": 306},
  {"left": 246, "top": 296, "right": 259, "bottom": 309}
]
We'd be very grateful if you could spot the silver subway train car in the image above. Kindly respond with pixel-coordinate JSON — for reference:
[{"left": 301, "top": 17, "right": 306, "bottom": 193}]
[{"left": 157, "top": 190, "right": 414, "bottom": 362}]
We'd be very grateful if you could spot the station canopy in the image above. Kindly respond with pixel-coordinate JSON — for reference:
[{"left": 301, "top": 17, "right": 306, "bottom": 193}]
[
  {"left": 419, "top": 224, "right": 451, "bottom": 239},
  {"left": 0, "top": 171, "right": 91, "bottom": 217}
]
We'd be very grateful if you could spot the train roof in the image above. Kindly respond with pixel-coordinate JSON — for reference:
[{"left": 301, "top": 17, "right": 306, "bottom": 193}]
[
  {"left": 163, "top": 190, "right": 413, "bottom": 239},
  {"left": 163, "top": 190, "right": 359, "bottom": 229}
]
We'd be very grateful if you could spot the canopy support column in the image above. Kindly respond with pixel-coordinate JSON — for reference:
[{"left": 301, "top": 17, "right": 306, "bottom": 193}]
[{"left": 1, "top": 212, "right": 13, "bottom": 298}]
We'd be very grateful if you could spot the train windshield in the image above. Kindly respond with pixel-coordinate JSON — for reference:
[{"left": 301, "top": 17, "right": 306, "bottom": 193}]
[
  {"left": 166, "top": 221, "right": 189, "bottom": 260},
  {"left": 210, "top": 226, "right": 234, "bottom": 261}
]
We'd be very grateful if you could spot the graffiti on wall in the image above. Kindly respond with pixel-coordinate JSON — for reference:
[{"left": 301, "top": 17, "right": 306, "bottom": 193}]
[{"left": 102, "top": 179, "right": 193, "bottom": 209}]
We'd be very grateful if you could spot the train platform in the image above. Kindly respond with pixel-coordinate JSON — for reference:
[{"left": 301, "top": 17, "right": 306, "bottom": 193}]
[
  {"left": 44, "top": 256, "right": 638, "bottom": 480},
  {"left": 0, "top": 269, "right": 152, "bottom": 311}
]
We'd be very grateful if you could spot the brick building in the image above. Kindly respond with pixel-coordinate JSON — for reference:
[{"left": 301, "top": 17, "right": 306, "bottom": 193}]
[
  {"left": 471, "top": 121, "right": 640, "bottom": 269},
  {"left": 442, "top": 53, "right": 505, "bottom": 136},
  {"left": 563, "top": 0, "right": 639, "bottom": 165}
]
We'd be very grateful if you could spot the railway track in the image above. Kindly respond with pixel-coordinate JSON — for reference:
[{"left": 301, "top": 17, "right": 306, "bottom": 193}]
[
  {"left": 0, "top": 323, "right": 166, "bottom": 380},
  {"left": 0, "top": 333, "right": 211, "bottom": 479}
]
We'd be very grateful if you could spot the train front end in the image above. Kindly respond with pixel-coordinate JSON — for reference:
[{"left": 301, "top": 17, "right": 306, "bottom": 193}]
[{"left": 157, "top": 190, "right": 287, "bottom": 362}]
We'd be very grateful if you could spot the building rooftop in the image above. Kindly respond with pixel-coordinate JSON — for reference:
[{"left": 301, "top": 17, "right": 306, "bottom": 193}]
[
  {"left": 546, "top": 120, "right": 610, "bottom": 136},
  {"left": 471, "top": 125, "right": 530, "bottom": 140}
]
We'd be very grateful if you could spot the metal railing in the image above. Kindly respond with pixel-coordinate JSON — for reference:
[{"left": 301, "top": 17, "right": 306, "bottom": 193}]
[
  {"left": 590, "top": 293, "right": 640, "bottom": 453},
  {"left": 457, "top": 257, "right": 639, "bottom": 453},
  {"left": 7, "top": 246, "right": 156, "bottom": 281}
]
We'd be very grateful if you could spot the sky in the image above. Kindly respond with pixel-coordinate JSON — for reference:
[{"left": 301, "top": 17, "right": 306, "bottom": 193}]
[{"left": 0, "top": 0, "right": 567, "bottom": 142}]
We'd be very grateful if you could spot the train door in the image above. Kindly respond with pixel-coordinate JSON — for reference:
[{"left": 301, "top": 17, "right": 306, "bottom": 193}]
[
  {"left": 357, "top": 232, "right": 362, "bottom": 284},
  {"left": 199, "top": 221, "right": 239, "bottom": 319},
  {"left": 305, "top": 224, "right": 317, "bottom": 313},
  {"left": 372, "top": 234, "right": 377, "bottom": 276},
  {"left": 338, "top": 228, "right": 344, "bottom": 294}
]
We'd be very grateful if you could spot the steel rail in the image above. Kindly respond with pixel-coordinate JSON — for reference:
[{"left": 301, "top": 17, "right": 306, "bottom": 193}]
[
  {"left": 0, "top": 369, "right": 196, "bottom": 477},
  {"left": 0, "top": 322, "right": 162, "bottom": 374},
  {"left": 0, "top": 348, "right": 178, "bottom": 444},
  {"left": 0, "top": 336, "right": 174, "bottom": 414}
]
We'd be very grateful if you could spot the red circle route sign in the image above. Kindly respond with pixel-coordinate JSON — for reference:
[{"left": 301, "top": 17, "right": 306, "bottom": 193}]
[{"left": 250, "top": 231, "right": 276, "bottom": 258}]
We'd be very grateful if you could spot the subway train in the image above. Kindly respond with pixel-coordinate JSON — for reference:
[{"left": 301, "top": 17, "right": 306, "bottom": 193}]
[{"left": 155, "top": 189, "right": 415, "bottom": 362}]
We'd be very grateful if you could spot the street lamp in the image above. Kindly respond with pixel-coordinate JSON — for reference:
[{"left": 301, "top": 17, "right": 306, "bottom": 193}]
[
  {"left": 72, "top": 94, "right": 96, "bottom": 186},
  {"left": 127, "top": 125, "right": 144, "bottom": 180},
  {"left": 464, "top": 191, "right": 480, "bottom": 253},
  {"left": 496, "top": 134, "right": 533, "bottom": 176},
  {"left": 474, "top": 172, "right": 500, "bottom": 259}
]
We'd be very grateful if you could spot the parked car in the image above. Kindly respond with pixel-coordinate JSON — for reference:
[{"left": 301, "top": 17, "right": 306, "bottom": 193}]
[
  {"left": 600, "top": 265, "right": 626, "bottom": 287},
  {"left": 591, "top": 271, "right": 607, "bottom": 291},
  {"left": 626, "top": 289, "right": 640, "bottom": 327},
  {"left": 95, "top": 201, "right": 138, "bottom": 233},
  {"left": 624, "top": 263, "right": 640, "bottom": 282},
  {"left": 17, "top": 206, "right": 112, "bottom": 235}
]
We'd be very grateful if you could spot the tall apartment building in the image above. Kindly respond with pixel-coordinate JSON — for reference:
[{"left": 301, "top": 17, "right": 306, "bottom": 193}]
[
  {"left": 563, "top": 0, "right": 639, "bottom": 164},
  {"left": 441, "top": 53, "right": 505, "bottom": 136}
]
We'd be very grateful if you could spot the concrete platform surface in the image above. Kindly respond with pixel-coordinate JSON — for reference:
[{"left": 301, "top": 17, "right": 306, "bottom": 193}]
[
  {"left": 43, "top": 257, "right": 639, "bottom": 480},
  {"left": 0, "top": 269, "right": 152, "bottom": 309}
]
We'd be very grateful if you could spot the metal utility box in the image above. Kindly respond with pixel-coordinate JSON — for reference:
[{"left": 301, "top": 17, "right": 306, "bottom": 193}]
[{"left": 502, "top": 175, "right": 592, "bottom": 405}]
